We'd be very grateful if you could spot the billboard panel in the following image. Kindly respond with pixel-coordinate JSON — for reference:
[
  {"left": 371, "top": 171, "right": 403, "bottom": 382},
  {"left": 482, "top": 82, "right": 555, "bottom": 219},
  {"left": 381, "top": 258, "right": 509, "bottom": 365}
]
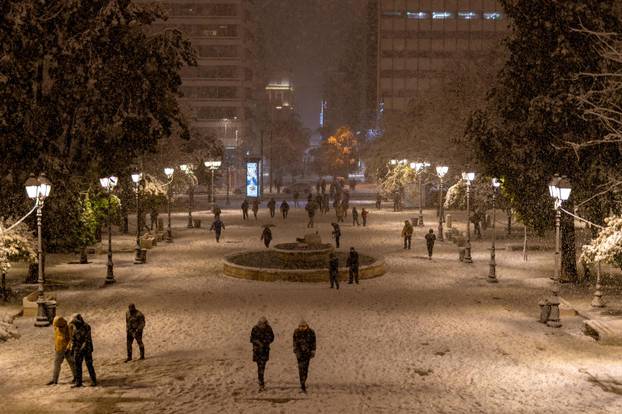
[{"left": 246, "top": 161, "right": 259, "bottom": 197}]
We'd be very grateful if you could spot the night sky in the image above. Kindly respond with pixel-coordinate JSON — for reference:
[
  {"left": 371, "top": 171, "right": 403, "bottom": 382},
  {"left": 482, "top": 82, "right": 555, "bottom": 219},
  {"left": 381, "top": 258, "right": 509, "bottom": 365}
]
[{"left": 257, "top": 0, "right": 368, "bottom": 131}]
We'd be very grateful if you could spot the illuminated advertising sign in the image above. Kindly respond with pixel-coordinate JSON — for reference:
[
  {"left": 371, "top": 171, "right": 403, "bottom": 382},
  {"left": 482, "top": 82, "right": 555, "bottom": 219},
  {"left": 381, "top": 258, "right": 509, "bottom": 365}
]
[{"left": 246, "top": 161, "right": 259, "bottom": 197}]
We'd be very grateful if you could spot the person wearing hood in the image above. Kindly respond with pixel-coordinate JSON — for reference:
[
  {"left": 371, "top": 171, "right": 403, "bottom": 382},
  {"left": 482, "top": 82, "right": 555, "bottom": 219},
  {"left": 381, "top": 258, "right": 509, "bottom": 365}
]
[
  {"left": 126, "top": 304, "right": 146, "bottom": 362},
  {"left": 69, "top": 314, "right": 96, "bottom": 387},
  {"left": 47, "top": 316, "right": 76, "bottom": 385},
  {"left": 250, "top": 316, "right": 275, "bottom": 391},
  {"left": 260, "top": 226, "right": 273, "bottom": 248},
  {"left": 401, "top": 220, "right": 414, "bottom": 250},
  {"left": 293, "top": 320, "right": 316, "bottom": 393}
]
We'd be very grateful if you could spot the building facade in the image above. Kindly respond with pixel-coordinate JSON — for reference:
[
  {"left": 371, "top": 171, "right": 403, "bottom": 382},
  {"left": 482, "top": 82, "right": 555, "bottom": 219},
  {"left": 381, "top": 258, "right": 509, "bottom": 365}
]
[
  {"left": 150, "top": 0, "right": 258, "bottom": 151},
  {"left": 374, "top": 0, "right": 509, "bottom": 115}
]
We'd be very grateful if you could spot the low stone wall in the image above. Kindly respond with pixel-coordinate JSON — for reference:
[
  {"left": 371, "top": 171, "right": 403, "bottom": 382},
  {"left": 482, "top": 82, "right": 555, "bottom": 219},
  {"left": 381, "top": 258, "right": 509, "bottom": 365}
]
[{"left": 223, "top": 251, "right": 385, "bottom": 283}]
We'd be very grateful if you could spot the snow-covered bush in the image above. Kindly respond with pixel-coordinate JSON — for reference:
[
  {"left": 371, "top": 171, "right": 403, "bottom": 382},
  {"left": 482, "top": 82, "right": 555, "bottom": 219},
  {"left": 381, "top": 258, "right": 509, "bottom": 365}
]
[
  {"left": 581, "top": 216, "right": 622, "bottom": 267},
  {"left": 0, "top": 221, "right": 38, "bottom": 274}
]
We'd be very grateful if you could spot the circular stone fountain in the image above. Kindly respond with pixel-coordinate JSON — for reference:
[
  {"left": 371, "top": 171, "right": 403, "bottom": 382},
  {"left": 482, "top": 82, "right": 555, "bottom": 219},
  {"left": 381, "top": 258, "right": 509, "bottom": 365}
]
[{"left": 223, "top": 233, "right": 385, "bottom": 282}]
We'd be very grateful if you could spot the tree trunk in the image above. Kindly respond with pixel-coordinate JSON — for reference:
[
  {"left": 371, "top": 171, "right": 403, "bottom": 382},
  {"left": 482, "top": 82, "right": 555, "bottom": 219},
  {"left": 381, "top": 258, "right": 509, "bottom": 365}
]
[
  {"left": 79, "top": 246, "right": 88, "bottom": 264},
  {"left": 506, "top": 208, "right": 512, "bottom": 236},
  {"left": 561, "top": 202, "right": 578, "bottom": 283},
  {"left": 95, "top": 225, "right": 102, "bottom": 242},
  {"left": 122, "top": 205, "right": 129, "bottom": 234}
]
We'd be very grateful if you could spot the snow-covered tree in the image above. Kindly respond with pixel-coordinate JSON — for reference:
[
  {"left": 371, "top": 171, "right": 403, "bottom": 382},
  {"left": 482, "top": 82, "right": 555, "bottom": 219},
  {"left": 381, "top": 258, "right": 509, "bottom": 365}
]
[{"left": 581, "top": 216, "right": 622, "bottom": 268}]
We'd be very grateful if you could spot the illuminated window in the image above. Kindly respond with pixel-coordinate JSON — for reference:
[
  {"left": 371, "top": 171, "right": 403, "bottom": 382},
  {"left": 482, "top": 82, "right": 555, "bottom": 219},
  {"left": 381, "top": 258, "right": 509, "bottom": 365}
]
[
  {"left": 458, "top": 11, "right": 478, "bottom": 20},
  {"left": 432, "top": 11, "right": 452, "bottom": 20},
  {"left": 484, "top": 12, "right": 502, "bottom": 20},
  {"left": 407, "top": 11, "right": 429, "bottom": 19}
]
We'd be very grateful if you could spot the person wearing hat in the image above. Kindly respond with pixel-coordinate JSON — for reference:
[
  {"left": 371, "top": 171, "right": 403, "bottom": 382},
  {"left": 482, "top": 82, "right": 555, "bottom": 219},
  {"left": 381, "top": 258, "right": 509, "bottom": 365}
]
[
  {"left": 69, "top": 314, "right": 96, "bottom": 387},
  {"left": 250, "top": 316, "right": 274, "bottom": 391},
  {"left": 293, "top": 320, "right": 316, "bottom": 393},
  {"left": 346, "top": 247, "right": 359, "bottom": 284},
  {"left": 125, "top": 304, "right": 146, "bottom": 362},
  {"left": 328, "top": 252, "right": 340, "bottom": 290}
]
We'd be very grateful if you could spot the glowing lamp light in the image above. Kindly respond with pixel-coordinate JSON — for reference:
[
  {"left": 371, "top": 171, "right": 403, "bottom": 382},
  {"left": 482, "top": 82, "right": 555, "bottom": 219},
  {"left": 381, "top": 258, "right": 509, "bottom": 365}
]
[
  {"left": 25, "top": 174, "right": 39, "bottom": 199},
  {"left": 557, "top": 176, "right": 572, "bottom": 201},
  {"left": 462, "top": 172, "right": 475, "bottom": 183},
  {"left": 180, "top": 164, "right": 194, "bottom": 173},
  {"left": 436, "top": 166, "right": 448, "bottom": 178},
  {"left": 548, "top": 174, "right": 561, "bottom": 199},
  {"left": 99, "top": 177, "right": 109, "bottom": 189},
  {"left": 492, "top": 178, "right": 501, "bottom": 188},
  {"left": 26, "top": 173, "right": 52, "bottom": 200},
  {"left": 390, "top": 159, "right": 398, "bottom": 166},
  {"left": 131, "top": 172, "right": 142, "bottom": 184}
]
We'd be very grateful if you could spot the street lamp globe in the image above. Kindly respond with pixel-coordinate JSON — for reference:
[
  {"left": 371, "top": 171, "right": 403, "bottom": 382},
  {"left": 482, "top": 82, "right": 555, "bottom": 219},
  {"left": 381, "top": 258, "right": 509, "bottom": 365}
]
[
  {"left": 492, "top": 177, "right": 501, "bottom": 188},
  {"left": 390, "top": 159, "right": 398, "bottom": 166},
  {"left": 548, "top": 174, "right": 561, "bottom": 199},
  {"left": 25, "top": 174, "right": 39, "bottom": 199},
  {"left": 213, "top": 160, "right": 222, "bottom": 169},
  {"left": 557, "top": 176, "right": 572, "bottom": 201},
  {"left": 37, "top": 174, "right": 52, "bottom": 199},
  {"left": 462, "top": 172, "right": 475, "bottom": 183},
  {"left": 164, "top": 167, "right": 174, "bottom": 178},
  {"left": 399, "top": 159, "right": 408, "bottom": 165},
  {"left": 131, "top": 172, "right": 142, "bottom": 184},
  {"left": 436, "top": 166, "right": 448, "bottom": 178},
  {"left": 409, "top": 162, "right": 417, "bottom": 170}
]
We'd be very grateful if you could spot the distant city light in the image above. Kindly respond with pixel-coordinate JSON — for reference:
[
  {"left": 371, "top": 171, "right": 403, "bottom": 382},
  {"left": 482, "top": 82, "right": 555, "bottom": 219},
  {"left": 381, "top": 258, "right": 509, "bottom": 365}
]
[
  {"left": 432, "top": 11, "right": 452, "bottom": 19},
  {"left": 458, "top": 11, "right": 478, "bottom": 20},
  {"left": 484, "top": 12, "right": 502, "bottom": 20},
  {"left": 407, "top": 11, "right": 428, "bottom": 19}
]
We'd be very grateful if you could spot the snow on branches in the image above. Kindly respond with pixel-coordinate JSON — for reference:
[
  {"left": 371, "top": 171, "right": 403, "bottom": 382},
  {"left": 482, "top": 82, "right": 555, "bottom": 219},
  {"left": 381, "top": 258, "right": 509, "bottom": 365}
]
[
  {"left": 0, "top": 221, "right": 37, "bottom": 274},
  {"left": 581, "top": 215, "right": 622, "bottom": 266}
]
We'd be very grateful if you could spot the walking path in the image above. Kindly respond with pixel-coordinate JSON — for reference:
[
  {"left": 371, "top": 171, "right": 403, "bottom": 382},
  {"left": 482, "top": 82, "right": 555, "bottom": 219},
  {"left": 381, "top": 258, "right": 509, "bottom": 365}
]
[{"left": 0, "top": 207, "right": 621, "bottom": 413}]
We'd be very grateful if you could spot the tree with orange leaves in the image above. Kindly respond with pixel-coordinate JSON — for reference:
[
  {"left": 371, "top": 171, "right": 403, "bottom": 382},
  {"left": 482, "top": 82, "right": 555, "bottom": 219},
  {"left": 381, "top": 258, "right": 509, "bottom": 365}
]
[{"left": 311, "top": 127, "right": 358, "bottom": 177}]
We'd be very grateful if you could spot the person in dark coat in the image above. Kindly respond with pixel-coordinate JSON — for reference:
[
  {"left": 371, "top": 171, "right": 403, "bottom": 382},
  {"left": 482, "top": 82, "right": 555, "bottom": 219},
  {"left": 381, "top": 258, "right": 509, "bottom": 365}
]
[
  {"left": 293, "top": 321, "right": 316, "bottom": 393},
  {"left": 261, "top": 226, "right": 272, "bottom": 248},
  {"left": 342, "top": 193, "right": 350, "bottom": 217},
  {"left": 252, "top": 198, "right": 260, "bottom": 220},
  {"left": 331, "top": 223, "right": 341, "bottom": 248},
  {"left": 69, "top": 314, "right": 96, "bottom": 387},
  {"left": 280, "top": 200, "right": 289, "bottom": 219},
  {"left": 210, "top": 217, "right": 225, "bottom": 242},
  {"left": 328, "top": 252, "right": 339, "bottom": 289},
  {"left": 305, "top": 201, "right": 316, "bottom": 228},
  {"left": 346, "top": 247, "right": 359, "bottom": 284},
  {"left": 352, "top": 207, "right": 360, "bottom": 226},
  {"left": 402, "top": 220, "right": 413, "bottom": 249},
  {"left": 322, "top": 193, "right": 330, "bottom": 214},
  {"left": 250, "top": 316, "right": 274, "bottom": 391},
  {"left": 376, "top": 193, "right": 382, "bottom": 209},
  {"left": 293, "top": 191, "right": 300, "bottom": 207},
  {"left": 125, "top": 304, "right": 146, "bottom": 362},
  {"left": 267, "top": 198, "right": 276, "bottom": 218},
  {"left": 315, "top": 194, "right": 324, "bottom": 215},
  {"left": 241, "top": 199, "right": 249, "bottom": 220},
  {"left": 425, "top": 229, "right": 436, "bottom": 260},
  {"left": 361, "top": 208, "right": 369, "bottom": 227}
]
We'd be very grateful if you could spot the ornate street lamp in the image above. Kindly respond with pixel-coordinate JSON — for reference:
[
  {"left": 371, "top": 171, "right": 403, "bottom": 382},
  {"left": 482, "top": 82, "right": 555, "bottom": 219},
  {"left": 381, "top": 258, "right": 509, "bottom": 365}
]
[
  {"left": 462, "top": 171, "right": 476, "bottom": 264},
  {"left": 180, "top": 164, "right": 195, "bottom": 228},
  {"left": 436, "top": 166, "right": 448, "bottom": 241},
  {"left": 204, "top": 160, "right": 222, "bottom": 206},
  {"left": 25, "top": 173, "right": 52, "bottom": 327},
  {"left": 411, "top": 162, "right": 429, "bottom": 226},
  {"left": 545, "top": 174, "right": 571, "bottom": 328},
  {"left": 99, "top": 176, "right": 118, "bottom": 284},
  {"left": 488, "top": 177, "right": 501, "bottom": 283},
  {"left": 131, "top": 171, "right": 144, "bottom": 264},
  {"left": 164, "top": 167, "right": 174, "bottom": 242}
]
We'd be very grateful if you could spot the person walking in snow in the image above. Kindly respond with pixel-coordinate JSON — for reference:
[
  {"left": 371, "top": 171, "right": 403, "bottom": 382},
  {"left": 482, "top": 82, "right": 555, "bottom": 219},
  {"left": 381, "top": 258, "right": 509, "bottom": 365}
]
[
  {"left": 347, "top": 247, "right": 359, "bottom": 284},
  {"left": 425, "top": 229, "right": 436, "bottom": 259},
  {"left": 250, "top": 316, "right": 274, "bottom": 392},
  {"left": 69, "top": 314, "right": 96, "bottom": 387},
  {"left": 293, "top": 321, "right": 316, "bottom": 393},
  {"left": 280, "top": 200, "right": 289, "bottom": 219},
  {"left": 352, "top": 207, "right": 360, "bottom": 226},
  {"left": 125, "top": 304, "right": 146, "bottom": 362},
  {"left": 376, "top": 193, "right": 382, "bottom": 209},
  {"left": 401, "top": 220, "right": 413, "bottom": 250},
  {"left": 293, "top": 191, "right": 300, "bottom": 207},
  {"left": 335, "top": 203, "right": 345, "bottom": 223},
  {"left": 328, "top": 252, "right": 339, "bottom": 289},
  {"left": 252, "top": 198, "right": 260, "bottom": 220},
  {"left": 305, "top": 201, "right": 316, "bottom": 228},
  {"left": 47, "top": 316, "right": 76, "bottom": 385},
  {"left": 361, "top": 208, "right": 369, "bottom": 227},
  {"left": 267, "top": 198, "right": 276, "bottom": 218},
  {"left": 331, "top": 223, "right": 341, "bottom": 248},
  {"left": 261, "top": 226, "right": 273, "bottom": 248},
  {"left": 241, "top": 199, "right": 249, "bottom": 220},
  {"left": 322, "top": 193, "right": 330, "bottom": 214},
  {"left": 210, "top": 217, "right": 225, "bottom": 242}
]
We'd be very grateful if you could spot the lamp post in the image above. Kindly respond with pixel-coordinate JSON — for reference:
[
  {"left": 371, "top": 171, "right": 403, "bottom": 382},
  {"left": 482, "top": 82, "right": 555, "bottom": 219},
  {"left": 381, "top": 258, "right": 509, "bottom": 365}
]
[
  {"left": 25, "top": 173, "right": 52, "bottom": 327},
  {"left": 436, "top": 166, "right": 448, "bottom": 241},
  {"left": 591, "top": 261, "right": 605, "bottom": 307},
  {"left": 164, "top": 167, "right": 174, "bottom": 242},
  {"left": 462, "top": 172, "right": 475, "bottom": 264},
  {"left": 488, "top": 178, "right": 501, "bottom": 283},
  {"left": 411, "top": 162, "right": 429, "bottom": 226},
  {"left": 99, "top": 176, "right": 118, "bottom": 284},
  {"left": 180, "top": 164, "right": 194, "bottom": 228},
  {"left": 545, "top": 174, "right": 571, "bottom": 328},
  {"left": 204, "top": 160, "right": 222, "bottom": 207},
  {"left": 131, "top": 172, "right": 144, "bottom": 264}
]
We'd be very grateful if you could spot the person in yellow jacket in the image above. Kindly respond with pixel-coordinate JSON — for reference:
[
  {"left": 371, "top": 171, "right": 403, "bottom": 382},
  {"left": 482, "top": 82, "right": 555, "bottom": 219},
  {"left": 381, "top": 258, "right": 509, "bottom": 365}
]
[
  {"left": 47, "top": 316, "right": 76, "bottom": 385},
  {"left": 401, "top": 220, "right": 414, "bottom": 250}
]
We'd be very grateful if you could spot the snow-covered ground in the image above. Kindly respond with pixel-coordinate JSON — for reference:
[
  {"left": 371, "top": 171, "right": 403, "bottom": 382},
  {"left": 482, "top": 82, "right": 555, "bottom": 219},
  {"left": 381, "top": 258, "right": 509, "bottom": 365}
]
[{"left": 1, "top": 206, "right": 622, "bottom": 413}]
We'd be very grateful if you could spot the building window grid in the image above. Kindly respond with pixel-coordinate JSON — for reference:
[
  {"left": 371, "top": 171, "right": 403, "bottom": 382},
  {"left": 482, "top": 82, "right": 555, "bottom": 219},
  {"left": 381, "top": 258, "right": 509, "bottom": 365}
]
[{"left": 382, "top": 10, "right": 503, "bottom": 20}]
